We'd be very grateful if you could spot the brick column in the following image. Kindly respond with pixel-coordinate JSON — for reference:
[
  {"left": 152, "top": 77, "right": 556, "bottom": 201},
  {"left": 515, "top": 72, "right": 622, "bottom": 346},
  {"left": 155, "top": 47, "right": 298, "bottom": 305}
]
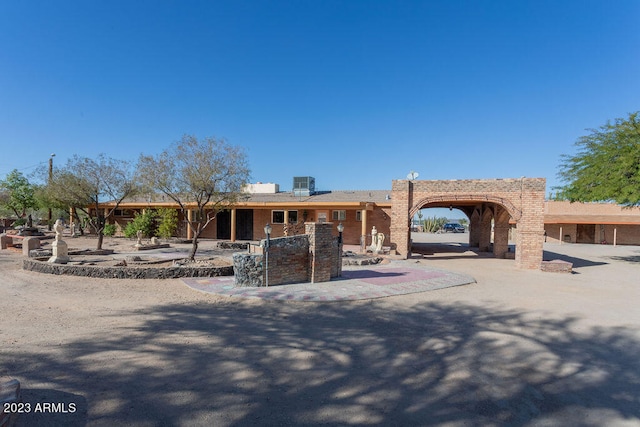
[
  {"left": 515, "top": 179, "right": 546, "bottom": 269},
  {"left": 390, "top": 180, "right": 411, "bottom": 258},
  {"left": 493, "top": 210, "right": 510, "bottom": 258},
  {"left": 469, "top": 208, "right": 481, "bottom": 248},
  {"left": 306, "top": 222, "right": 335, "bottom": 283},
  {"left": 479, "top": 209, "right": 493, "bottom": 252}
]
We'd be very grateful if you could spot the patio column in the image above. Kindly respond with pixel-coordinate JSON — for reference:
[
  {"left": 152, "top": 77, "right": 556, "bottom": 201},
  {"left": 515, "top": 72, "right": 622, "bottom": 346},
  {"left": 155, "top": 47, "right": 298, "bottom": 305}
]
[
  {"left": 187, "top": 209, "right": 193, "bottom": 240},
  {"left": 230, "top": 208, "right": 237, "bottom": 242},
  {"left": 360, "top": 208, "right": 367, "bottom": 252}
]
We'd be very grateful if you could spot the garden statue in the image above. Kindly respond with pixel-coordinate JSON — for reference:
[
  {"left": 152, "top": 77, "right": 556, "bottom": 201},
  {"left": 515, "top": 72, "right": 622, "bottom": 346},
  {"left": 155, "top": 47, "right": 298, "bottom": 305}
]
[
  {"left": 48, "top": 219, "right": 69, "bottom": 264},
  {"left": 135, "top": 230, "right": 143, "bottom": 248}
]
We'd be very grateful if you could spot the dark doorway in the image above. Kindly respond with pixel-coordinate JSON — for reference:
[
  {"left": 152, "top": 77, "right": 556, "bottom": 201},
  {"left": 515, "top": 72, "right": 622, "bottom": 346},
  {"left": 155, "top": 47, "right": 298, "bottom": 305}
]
[
  {"left": 576, "top": 224, "right": 595, "bottom": 243},
  {"left": 236, "top": 209, "right": 254, "bottom": 240},
  {"left": 217, "top": 210, "right": 231, "bottom": 240}
]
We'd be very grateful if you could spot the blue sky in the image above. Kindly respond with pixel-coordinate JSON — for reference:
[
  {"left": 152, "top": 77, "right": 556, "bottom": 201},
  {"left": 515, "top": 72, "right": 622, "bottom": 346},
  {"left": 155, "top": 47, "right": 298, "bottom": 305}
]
[{"left": 1, "top": 1, "right": 638, "bottom": 195}]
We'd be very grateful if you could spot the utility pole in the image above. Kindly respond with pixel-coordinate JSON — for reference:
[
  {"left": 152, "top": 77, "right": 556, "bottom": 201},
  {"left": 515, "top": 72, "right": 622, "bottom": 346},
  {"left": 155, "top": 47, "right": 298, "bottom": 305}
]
[{"left": 48, "top": 153, "right": 55, "bottom": 231}]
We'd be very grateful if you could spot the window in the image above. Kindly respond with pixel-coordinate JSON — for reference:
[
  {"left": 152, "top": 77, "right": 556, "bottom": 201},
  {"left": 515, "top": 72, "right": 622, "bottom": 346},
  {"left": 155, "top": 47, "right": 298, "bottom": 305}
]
[
  {"left": 332, "top": 210, "right": 346, "bottom": 221},
  {"left": 272, "top": 211, "right": 285, "bottom": 224},
  {"left": 272, "top": 210, "right": 298, "bottom": 224},
  {"left": 356, "top": 210, "right": 362, "bottom": 221}
]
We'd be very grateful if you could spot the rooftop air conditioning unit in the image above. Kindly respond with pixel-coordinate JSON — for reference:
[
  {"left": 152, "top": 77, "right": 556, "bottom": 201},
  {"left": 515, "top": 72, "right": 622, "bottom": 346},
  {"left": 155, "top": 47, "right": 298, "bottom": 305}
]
[{"left": 293, "top": 176, "right": 315, "bottom": 197}]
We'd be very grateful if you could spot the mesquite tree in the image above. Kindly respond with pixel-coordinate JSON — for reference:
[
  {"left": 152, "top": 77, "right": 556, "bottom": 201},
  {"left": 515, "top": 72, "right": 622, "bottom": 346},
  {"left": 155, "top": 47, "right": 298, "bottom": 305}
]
[
  {"left": 45, "top": 154, "right": 139, "bottom": 249},
  {"left": 138, "top": 135, "right": 250, "bottom": 260}
]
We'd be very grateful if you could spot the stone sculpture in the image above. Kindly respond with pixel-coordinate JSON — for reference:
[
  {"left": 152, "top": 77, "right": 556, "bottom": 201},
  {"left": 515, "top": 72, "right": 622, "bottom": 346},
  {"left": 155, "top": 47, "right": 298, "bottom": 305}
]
[{"left": 48, "top": 219, "right": 69, "bottom": 264}]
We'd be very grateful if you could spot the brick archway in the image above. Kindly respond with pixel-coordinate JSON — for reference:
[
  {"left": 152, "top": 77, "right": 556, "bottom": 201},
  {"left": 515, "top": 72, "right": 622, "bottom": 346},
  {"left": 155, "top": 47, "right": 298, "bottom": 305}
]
[{"left": 390, "top": 178, "right": 546, "bottom": 269}]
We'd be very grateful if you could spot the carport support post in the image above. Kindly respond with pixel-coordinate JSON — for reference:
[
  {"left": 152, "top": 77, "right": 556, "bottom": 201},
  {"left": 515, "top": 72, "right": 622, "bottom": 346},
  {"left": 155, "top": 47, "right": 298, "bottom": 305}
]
[
  {"left": 493, "top": 223, "right": 510, "bottom": 258},
  {"left": 493, "top": 206, "right": 510, "bottom": 258},
  {"left": 559, "top": 226, "right": 563, "bottom": 245}
]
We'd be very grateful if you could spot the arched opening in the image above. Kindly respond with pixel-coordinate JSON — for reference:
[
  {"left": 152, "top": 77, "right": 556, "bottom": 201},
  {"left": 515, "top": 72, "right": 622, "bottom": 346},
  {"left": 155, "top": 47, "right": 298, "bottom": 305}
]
[
  {"left": 409, "top": 200, "right": 516, "bottom": 261},
  {"left": 411, "top": 206, "right": 470, "bottom": 257},
  {"left": 390, "top": 178, "right": 545, "bottom": 269}
]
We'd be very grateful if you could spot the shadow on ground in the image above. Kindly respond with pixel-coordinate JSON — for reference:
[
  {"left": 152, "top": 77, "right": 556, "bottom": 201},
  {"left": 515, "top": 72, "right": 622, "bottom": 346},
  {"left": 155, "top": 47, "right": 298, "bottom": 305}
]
[
  {"left": 543, "top": 251, "right": 608, "bottom": 268},
  {"left": 608, "top": 250, "right": 640, "bottom": 264},
  {"left": 3, "top": 302, "right": 639, "bottom": 426},
  {"left": 411, "top": 242, "right": 490, "bottom": 260}
]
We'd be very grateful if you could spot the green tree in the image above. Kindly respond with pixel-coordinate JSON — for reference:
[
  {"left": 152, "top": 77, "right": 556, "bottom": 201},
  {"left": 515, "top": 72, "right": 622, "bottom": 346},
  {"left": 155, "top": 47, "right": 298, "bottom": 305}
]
[
  {"left": 138, "top": 135, "right": 250, "bottom": 260},
  {"left": 124, "top": 210, "right": 157, "bottom": 238},
  {"left": 156, "top": 208, "right": 178, "bottom": 239},
  {"left": 557, "top": 112, "right": 640, "bottom": 206},
  {"left": 44, "top": 155, "right": 139, "bottom": 250},
  {"left": 0, "top": 169, "right": 38, "bottom": 218}
]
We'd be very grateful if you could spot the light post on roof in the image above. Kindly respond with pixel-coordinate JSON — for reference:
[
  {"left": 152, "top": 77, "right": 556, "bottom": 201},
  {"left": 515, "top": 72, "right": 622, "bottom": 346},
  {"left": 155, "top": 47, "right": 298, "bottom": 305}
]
[{"left": 264, "top": 223, "right": 272, "bottom": 287}]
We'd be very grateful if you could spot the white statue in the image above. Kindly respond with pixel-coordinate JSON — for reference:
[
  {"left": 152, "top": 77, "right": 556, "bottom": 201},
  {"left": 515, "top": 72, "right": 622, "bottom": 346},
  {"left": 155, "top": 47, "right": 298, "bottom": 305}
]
[
  {"left": 375, "top": 233, "right": 385, "bottom": 253},
  {"left": 135, "top": 230, "right": 143, "bottom": 248},
  {"left": 54, "top": 219, "right": 64, "bottom": 241},
  {"left": 370, "top": 226, "right": 377, "bottom": 250},
  {"left": 49, "top": 219, "right": 69, "bottom": 264}
]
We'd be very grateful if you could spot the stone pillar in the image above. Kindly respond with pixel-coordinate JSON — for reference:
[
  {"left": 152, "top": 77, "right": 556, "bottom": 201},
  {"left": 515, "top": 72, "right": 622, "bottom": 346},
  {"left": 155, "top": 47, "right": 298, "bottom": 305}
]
[
  {"left": 0, "top": 234, "right": 10, "bottom": 250},
  {"left": 390, "top": 180, "right": 411, "bottom": 258},
  {"left": 306, "top": 222, "right": 334, "bottom": 283},
  {"left": 22, "top": 236, "right": 41, "bottom": 257}
]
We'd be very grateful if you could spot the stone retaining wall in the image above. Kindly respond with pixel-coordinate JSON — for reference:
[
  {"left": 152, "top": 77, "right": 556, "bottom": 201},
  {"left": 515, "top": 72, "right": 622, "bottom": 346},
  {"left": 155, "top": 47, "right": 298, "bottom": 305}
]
[
  {"left": 23, "top": 258, "right": 233, "bottom": 279},
  {"left": 233, "top": 252, "right": 264, "bottom": 287}
]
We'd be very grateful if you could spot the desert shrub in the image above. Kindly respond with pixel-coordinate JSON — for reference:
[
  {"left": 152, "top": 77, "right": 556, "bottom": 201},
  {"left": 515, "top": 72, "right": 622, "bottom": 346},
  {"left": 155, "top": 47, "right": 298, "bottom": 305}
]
[
  {"left": 156, "top": 208, "right": 178, "bottom": 238},
  {"left": 103, "top": 223, "right": 117, "bottom": 237},
  {"left": 124, "top": 210, "right": 157, "bottom": 238}
]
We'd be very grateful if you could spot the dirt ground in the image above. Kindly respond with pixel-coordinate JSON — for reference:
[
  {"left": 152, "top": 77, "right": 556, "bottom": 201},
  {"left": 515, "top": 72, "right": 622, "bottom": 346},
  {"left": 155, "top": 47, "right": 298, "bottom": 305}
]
[{"left": 1, "top": 234, "right": 639, "bottom": 426}]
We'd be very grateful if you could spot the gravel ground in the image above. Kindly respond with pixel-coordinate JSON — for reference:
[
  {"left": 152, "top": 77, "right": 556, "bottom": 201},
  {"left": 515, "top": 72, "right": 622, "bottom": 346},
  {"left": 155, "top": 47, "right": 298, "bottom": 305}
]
[{"left": 1, "top": 234, "right": 639, "bottom": 426}]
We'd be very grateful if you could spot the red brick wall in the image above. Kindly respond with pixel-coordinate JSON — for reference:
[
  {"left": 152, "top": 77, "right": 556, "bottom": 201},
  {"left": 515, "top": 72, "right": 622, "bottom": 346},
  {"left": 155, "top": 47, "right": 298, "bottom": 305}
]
[
  {"left": 391, "top": 178, "right": 546, "bottom": 269},
  {"left": 251, "top": 207, "right": 389, "bottom": 246}
]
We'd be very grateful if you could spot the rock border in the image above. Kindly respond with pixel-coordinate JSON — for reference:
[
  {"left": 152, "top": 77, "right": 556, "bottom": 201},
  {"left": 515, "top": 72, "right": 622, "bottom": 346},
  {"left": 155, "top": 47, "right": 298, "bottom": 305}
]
[{"left": 23, "top": 258, "right": 234, "bottom": 279}]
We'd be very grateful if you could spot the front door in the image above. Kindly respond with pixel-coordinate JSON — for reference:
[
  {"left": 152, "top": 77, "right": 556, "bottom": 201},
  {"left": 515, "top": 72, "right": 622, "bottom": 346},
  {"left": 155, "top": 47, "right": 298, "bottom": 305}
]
[
  {"left": 236, "top": 209, "right": 254, "bottom": 240},
  {"left": 217, "top": 210, "right": 231, "bottom": 240},
  {"left": 576, "top": 224, "right": 595, "bottom": 243}
]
